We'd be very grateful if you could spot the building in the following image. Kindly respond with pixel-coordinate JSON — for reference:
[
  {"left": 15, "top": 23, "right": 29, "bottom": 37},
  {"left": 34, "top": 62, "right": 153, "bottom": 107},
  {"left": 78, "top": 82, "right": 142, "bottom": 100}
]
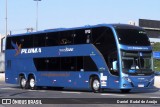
[
  {"left": 139, "top": 19, "right": 160, "bottom": 43},
  {"left": 0, "top": 34, "right": 5, "bottom": 72}
]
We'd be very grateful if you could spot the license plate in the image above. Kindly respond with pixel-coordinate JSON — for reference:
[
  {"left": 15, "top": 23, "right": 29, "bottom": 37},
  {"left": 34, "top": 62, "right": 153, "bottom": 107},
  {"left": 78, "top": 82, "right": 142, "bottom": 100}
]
[{"left": 138, "top": 84, "right": 144, "bottom": 87}]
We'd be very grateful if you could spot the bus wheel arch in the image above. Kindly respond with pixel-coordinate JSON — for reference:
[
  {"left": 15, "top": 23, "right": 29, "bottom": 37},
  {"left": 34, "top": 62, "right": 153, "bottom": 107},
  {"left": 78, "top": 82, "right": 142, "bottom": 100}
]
[
  {"left": 89, "top": 75, "right": 101, "bottom": 93},
  {"left": 28, "top": 74, "right": 36, "bottom": 90}
]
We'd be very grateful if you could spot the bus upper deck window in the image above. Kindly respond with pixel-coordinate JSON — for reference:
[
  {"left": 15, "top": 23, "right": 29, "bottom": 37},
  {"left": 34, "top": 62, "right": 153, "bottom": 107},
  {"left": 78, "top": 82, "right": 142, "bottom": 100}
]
[{"left": 86, "top": 35, "right": 90, "bottom": 43}]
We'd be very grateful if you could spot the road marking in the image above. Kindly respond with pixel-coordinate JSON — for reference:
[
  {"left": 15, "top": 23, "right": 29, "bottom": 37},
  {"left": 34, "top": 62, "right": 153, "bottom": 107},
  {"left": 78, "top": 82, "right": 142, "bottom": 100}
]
[
  {"left": 62, "top": 91, "right": 81, "bottom": 94},
  {"left": 1, "top": 87, "right": 17, "bottom": 90},
  {"left": 1, "top": 87, "right": 48, "bottom": 93},
  {"left": 38, "top": 90, "right": 47, "bottom": 92},
  {"left": 150, "top": 97, "right": 160, "bottom": 98},
  {"left": 101, "top": 93, "right": 126, "bottom": 97},
  {"left": 27, "top": 90, "right": 37, "bottom": 92}
]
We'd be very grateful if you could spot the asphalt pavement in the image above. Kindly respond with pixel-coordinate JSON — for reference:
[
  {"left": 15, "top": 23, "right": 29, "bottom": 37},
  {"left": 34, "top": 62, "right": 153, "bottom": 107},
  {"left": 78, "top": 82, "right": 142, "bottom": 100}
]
[{"left": 0, "top": 73, "right": 160, "bottom": 107}]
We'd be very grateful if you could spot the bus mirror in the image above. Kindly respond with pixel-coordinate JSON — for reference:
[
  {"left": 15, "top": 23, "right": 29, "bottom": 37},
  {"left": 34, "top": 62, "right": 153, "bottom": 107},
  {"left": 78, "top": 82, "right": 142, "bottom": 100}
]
[{"left": 112, "top": 61, "right": 117, "bottom": 70}]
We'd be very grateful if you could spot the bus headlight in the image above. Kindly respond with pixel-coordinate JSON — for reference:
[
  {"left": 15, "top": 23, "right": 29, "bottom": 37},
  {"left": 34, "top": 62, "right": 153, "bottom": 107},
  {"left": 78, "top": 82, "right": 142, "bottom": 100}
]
[{"left": 123, "top": 77, "right": 132, "bottom": 82}]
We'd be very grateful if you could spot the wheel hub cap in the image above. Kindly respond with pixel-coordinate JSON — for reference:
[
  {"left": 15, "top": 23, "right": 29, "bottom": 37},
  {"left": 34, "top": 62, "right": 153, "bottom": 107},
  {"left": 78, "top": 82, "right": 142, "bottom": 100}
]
[
  {"left": 93, "top": 80, "right": 100, "bottom": 90},
  {"left": 30, "top": 79, "right": 35, "bottom": 88}
]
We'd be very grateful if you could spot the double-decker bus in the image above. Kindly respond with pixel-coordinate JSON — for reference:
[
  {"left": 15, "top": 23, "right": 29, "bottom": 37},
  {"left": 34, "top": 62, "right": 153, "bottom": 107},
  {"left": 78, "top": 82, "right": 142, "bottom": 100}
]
[{"left": 5, "top": 24, "right": 154, "bottom": 93}]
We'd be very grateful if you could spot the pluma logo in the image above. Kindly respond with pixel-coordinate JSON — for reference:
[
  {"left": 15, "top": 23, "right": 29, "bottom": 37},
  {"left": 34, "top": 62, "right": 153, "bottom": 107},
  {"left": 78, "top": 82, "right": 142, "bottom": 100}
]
[{"left": 11, "top": 41, "right": 22, "bottom": 56}]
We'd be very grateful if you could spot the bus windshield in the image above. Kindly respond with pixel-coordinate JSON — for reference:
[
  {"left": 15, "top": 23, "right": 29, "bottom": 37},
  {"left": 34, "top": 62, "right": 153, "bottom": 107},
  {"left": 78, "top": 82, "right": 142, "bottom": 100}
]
[
  {"left": 116, "top": 28, "right": 150, "bottom": 46},
  {"left": 121, "top": 51, "right": 153, "bottom": 75}
]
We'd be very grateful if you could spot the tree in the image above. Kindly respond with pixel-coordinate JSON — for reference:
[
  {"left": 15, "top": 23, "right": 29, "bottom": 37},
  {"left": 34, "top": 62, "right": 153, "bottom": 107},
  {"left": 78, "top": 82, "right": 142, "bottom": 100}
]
[{"left": 152, "top": 43, "right": 160, "bottom": 71}]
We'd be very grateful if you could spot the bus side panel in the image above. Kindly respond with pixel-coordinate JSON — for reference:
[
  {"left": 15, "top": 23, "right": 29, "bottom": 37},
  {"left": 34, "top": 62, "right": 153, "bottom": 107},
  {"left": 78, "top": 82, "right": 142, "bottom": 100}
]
[
  {"left": 36, "top": 72, "right": 68, "bottom": 87},
  {"left": 5, "top": 57, "right": 37, "bottom": 84},
  {"left": 5, "top": 60, "right": 19, "bottom": 84},
  {"left": 69, "top": 72, "right": 92, "bottom": 89},
  {"left": 107, "top": 74, "right": 120, "bottom": 89}
]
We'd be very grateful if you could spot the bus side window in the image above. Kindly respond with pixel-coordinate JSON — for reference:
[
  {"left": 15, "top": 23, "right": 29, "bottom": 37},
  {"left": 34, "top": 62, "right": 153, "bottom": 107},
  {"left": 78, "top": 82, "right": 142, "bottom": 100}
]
[
  {"left": 45, "top": 32, "right": 60, "bottom": 46},
  {"left": 59, "top": 31, "right": 74, "bottom": 45},
  {"left": 110, "top": 59, "right": 119, "bottom": 76},
  {"left": 33, "top": 34, "right": 45, "bottom": 47},
  {"left": 86, "top": 35, "right": 90, "bottom": 43},
  {"left": 112, "top": 61, "right": 118, "bottom": 70},
  {"left": 77, "top": 56, "right": 84, "bottom": 71},
  {"left": 74, "top": 30, "right": 86, "bottom": 44}
]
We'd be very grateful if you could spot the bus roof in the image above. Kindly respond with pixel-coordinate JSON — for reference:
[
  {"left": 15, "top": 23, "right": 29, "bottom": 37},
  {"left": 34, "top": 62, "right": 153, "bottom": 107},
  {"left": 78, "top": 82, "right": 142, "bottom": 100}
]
[{"left": 9, "top": 24, "right": 143, "bottom": 37}]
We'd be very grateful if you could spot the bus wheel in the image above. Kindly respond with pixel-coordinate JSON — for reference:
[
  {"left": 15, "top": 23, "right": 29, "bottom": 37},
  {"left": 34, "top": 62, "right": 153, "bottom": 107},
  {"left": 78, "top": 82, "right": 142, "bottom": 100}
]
[
  {"left": 91, "top": 77, "right": 101, "bottom": 93},
  {"left": 29, "top": 76, "right": 36, "bottom": 90},
  {"left": 20, "top": 76, "right": 28, "bottom": 89},
  {"left": 121, "top": 89, "right": 131, "bottom": 93}
]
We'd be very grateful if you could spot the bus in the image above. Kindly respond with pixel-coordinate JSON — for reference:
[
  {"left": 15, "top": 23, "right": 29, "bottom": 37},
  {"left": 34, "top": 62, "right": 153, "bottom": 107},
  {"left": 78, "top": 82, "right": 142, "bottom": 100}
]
[{"left": 5, "top": 24, "right": 154, "bottom": 93}]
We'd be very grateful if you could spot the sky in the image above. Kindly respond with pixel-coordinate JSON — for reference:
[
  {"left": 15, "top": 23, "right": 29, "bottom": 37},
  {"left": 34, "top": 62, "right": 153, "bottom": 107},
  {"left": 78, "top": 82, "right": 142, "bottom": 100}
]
[{"left": 0, "top": 0, "right": 160, "bottom": 35}]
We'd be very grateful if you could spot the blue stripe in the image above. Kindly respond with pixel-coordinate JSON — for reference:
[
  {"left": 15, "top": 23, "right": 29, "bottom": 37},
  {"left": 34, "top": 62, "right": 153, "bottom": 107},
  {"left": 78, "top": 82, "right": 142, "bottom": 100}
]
[{"left": 119, "top": 44, "right": 152, "bottom": 51}]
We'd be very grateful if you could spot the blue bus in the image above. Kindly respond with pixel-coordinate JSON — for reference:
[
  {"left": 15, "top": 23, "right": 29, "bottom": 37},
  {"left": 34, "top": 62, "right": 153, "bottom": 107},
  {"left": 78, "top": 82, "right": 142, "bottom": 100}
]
[{"left": 5, "top": 24, "right": 154, "bottom": 93}]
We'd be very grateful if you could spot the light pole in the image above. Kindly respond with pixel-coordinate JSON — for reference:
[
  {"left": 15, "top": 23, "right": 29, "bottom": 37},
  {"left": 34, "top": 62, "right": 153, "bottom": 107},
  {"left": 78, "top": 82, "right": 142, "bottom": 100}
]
[
  {"left": 34, "top": 0, "right": 41, "bottom": 31},
  {"left": 5, "top": 0, "right": 8, "bottom": 36}
]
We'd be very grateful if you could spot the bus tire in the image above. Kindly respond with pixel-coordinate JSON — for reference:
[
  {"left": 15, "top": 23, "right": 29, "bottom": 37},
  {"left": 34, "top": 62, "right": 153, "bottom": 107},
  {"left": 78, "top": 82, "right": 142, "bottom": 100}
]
[
  {"left": 20, "top": 76, "right": 28, "bottom": 89},
  {"left": 91, "top": 77, "right": 101, "bottom": 93},
  {"left": 29, "top": 76, "right": 36, "bottom": 90},
  {"left": 121, "top": 89, "right": 131, "bottom": 93}
]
